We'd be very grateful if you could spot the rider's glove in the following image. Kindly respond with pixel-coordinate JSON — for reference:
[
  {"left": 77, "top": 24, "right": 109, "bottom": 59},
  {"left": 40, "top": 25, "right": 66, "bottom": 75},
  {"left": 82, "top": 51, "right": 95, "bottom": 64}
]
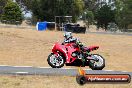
[{"left": 76, "top": 38, "right": 84, "bottom": 47}]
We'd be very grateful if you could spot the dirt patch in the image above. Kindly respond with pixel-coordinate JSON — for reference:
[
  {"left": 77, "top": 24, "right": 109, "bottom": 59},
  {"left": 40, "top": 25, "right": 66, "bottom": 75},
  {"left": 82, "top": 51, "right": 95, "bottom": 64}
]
[{"left": 0, "top": 28, "right": 132, "bottom": 71}]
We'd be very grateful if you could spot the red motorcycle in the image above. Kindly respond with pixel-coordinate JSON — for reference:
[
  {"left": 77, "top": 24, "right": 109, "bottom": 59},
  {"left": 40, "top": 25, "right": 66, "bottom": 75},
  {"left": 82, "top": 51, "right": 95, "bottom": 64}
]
[{"left": 47, "top": 42, "right": 105, "bottom": 70}]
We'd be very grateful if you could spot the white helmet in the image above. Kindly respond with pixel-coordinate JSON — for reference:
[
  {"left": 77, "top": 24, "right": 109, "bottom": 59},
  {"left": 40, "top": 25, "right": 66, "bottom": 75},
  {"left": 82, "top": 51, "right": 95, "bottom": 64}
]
[{"left": 64, "top": 32, "right": 72, "bottom": 39}]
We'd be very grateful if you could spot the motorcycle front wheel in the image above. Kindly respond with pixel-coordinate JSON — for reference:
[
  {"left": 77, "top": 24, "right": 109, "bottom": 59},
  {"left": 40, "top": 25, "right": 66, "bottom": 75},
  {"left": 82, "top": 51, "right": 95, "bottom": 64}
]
[
  {"left": 89, "top": 54, "right": 105, "bottom": 70},
  {"left": 47, "top": 53, "right": 65, "bottom": 68}
]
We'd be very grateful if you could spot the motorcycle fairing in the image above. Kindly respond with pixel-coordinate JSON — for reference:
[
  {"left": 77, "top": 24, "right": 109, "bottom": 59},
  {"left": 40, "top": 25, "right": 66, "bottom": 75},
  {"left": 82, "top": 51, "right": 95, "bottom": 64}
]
[{"left": 52, "top": 42, "right": 78, "bottom": 63}]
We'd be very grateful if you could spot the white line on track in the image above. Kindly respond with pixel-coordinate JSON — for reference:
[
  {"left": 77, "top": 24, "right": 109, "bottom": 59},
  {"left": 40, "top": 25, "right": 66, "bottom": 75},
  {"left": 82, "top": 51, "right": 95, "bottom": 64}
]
[
  {"left": 12, "top": 66, "right": 33, "bottom": 68},
  {"left": 0, "top": 65, "right": 79, "bottom": 69},
  {"left": 0, "top": 65, "right": 33, "bottom": 68},
  {"left": 38, "top": 67, "right": 78, "bottom": 69},
  {"left": 15, "top": 72, "right": 29, "bottom": 74},
  {"left": 0, "top": 65, "right": 11, "bottom": 66},
  {"left": 104, "top": 70, "right": 115, "bottom": 71}
]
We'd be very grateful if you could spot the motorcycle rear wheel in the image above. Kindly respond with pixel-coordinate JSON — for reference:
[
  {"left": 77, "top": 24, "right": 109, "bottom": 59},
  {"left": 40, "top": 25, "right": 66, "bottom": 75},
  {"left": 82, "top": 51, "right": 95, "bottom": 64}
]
[{"left": 89, "top": 54, "right": 105, "bottom": 70}]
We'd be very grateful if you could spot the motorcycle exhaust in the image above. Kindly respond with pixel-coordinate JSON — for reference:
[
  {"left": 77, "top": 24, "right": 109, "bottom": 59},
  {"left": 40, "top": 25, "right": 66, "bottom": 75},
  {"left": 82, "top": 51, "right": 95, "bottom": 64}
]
[{"left": 87, "top": 56, "right": 99, "bottom": 62}]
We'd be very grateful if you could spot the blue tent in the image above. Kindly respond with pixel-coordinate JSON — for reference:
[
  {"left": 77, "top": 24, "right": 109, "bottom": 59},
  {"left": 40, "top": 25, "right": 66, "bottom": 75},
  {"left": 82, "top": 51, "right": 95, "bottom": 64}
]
[{"left": 36, "top": 21, "right": 47, "bottom": 31}]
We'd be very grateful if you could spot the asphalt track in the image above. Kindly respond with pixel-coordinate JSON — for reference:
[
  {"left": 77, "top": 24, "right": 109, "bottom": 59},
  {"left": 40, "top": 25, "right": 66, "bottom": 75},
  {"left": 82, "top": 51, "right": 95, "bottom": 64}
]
[{"left": 0, "top": 65, "right": 132, "bottom": 76}]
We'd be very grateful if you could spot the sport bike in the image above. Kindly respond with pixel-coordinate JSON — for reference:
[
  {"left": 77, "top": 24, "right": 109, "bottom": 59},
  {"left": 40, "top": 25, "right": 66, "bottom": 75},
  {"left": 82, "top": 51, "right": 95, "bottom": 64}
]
[{"left": 47, "top": 42, "right": 105, "bottom": 70}]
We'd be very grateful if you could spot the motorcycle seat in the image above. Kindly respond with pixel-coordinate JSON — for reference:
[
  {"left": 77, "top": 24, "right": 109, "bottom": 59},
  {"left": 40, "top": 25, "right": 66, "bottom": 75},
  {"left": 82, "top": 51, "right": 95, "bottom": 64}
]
[
  {"left": 82, "top": 47, "right": 90, "bottom": 52},
  {"left": 82, "top": 46, "right": 99, "bottom": 52}
]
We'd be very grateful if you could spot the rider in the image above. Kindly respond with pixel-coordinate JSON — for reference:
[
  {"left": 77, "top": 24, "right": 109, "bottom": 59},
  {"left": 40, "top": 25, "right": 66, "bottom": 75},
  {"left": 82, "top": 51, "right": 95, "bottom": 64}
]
[
  {"left": 62, "top": 32, "right": 86, "bottom": 66},
  {"left": 62, "top": 32, "right": 83, "bottom": 46}
]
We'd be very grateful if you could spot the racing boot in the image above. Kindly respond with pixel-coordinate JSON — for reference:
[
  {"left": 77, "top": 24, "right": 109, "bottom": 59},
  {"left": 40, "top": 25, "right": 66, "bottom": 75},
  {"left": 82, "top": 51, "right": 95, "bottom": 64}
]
[{"left": 81, "top": 58, "right": 85, "bottom": 67}]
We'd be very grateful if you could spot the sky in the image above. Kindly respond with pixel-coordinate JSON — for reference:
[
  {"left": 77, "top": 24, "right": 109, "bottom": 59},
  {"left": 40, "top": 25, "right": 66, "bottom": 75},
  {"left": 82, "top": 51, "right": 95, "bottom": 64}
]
[
  {"left": 24, "top": 12, "right": 32, "bottom": 18},
  {"left": 12, "top": 0, "right": 32, "bottom": 18}
]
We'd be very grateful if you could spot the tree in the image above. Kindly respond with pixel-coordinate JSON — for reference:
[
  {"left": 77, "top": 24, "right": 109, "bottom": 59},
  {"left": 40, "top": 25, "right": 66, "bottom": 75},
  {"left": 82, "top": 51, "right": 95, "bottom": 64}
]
[
  {"left": 95, "top": 5, "right": 115, "bottom": 30},
  {"left": 83, "top": 0, "right": 106, "bottom": 12},
  {"left": 1, "top": 0, "right": 23, "bottom": 24},
  {"left": 86, "top": 11, "right": 94, "bottom": 27},
  {"left": 115, "top": 0, "right": 132, "bottom": 31},
  {"left": 15, "top": 0, "right": 32, "bottom": 13},
  {"left": 125, "top": 0, "right": 132, "bottom": 30},
  {"left": 0, "top": 0, "right": 7, "bottom": 19},
  {"left": 82, "top": 10, "right": 94, "bottom": 28},
  {"left": 17, "top": 0, "right": 84, "bottom": 23},
  {"left": 72, "top": 0, "right": 84, "bottom": 22}
]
